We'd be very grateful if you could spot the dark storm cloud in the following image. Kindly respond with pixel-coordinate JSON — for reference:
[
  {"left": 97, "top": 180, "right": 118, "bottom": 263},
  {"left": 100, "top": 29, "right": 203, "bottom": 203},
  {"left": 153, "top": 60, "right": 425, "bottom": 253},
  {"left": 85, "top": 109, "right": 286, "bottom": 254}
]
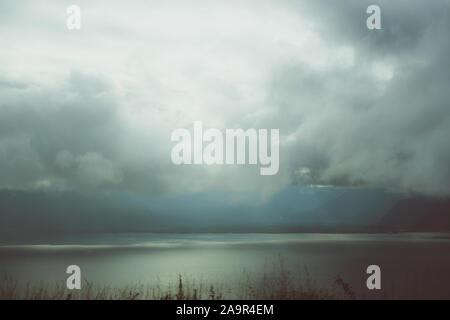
[
  {"left": 269, "top": 0, "right": 450, "bottom": 196},
  {"left": 0, "top": 71, "right": 123, "bottom": 190},
  {"left": 0, "top": 0, "right": 449, "bottom": 198}
]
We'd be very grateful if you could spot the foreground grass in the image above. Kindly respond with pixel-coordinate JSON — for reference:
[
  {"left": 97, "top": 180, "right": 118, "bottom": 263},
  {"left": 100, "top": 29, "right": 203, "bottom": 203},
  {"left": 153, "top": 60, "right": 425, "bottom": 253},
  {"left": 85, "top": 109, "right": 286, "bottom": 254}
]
[{"left": 0, "top": 259, "right": 356, "bottom": 300}]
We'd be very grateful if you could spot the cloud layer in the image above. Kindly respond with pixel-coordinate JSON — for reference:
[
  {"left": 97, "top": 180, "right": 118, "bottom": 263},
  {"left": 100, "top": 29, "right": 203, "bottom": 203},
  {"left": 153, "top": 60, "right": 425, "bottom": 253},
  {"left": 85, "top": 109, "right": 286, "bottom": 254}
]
[{"left": 1, "top": 0, "right": 449, "bottom": 198}]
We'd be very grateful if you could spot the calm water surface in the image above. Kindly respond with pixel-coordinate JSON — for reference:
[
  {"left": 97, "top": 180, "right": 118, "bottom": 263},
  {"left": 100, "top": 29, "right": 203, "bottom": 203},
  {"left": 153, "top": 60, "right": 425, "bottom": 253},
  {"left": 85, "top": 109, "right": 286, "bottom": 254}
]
[{"left": 1, "top": 233, "right": 450, "bottom": 299}]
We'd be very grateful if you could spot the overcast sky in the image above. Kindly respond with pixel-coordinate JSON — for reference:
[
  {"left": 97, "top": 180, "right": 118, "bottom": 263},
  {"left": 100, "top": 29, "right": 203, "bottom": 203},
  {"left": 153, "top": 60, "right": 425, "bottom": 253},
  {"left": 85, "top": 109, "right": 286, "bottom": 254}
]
[{"left": 1, "top": 0, "right": 450, "bottom": 205}]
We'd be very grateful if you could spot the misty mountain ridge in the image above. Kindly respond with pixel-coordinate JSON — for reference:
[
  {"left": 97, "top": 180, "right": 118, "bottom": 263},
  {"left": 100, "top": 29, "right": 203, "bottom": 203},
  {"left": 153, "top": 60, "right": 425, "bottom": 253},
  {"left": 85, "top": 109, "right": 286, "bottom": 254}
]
[
  {"left": 379, "top": 196, "right": 450, "bottom": 232},
  {"left": 1, "top": 188, "right": 450, "bottom": 242}
]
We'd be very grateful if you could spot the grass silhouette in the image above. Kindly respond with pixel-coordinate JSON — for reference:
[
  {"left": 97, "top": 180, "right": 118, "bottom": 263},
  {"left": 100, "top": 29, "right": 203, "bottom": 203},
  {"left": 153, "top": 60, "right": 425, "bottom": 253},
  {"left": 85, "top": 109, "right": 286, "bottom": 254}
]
[{"left": 0, "top": 258, "right": 356, "bottom": 300}]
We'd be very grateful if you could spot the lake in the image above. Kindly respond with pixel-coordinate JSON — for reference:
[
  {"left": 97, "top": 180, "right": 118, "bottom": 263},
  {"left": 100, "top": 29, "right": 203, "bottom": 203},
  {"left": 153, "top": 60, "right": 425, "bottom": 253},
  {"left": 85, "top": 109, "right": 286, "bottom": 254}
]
[{"left": 1, "top": 233, "right": 450, "bottom": 299}]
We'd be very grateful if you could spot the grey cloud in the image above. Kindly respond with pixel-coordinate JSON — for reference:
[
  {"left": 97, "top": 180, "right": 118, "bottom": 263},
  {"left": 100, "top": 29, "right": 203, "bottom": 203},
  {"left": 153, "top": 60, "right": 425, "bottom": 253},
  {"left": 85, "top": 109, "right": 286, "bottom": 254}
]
[
  {"left": 271, "top": 0, "right": 450, "bottom": 196},
  {"left": 0, "top": 71, "right": 122, "bottom": 191},
  {"left": 0, "top": 78, "right": 28, "bottom": 90},
  {"left": 0, "top": 0, "right": 449, "bottom": 198}
]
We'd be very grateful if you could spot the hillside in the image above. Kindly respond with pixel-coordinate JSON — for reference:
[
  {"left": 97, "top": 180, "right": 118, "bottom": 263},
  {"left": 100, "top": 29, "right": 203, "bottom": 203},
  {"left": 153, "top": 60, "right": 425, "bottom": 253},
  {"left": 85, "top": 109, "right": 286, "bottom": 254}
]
[{"left": 378, "top": 196, "right": 450, "bottom": 232}]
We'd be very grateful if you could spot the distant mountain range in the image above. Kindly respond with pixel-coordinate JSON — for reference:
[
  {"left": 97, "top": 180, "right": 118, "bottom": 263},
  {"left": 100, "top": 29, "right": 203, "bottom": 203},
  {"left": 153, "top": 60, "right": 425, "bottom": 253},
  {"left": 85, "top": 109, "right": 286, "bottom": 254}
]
[
  {"left": 305, "top": 188, "right": 401, "bottom": 226},
  {"left": 262, "top": 191, "right": 450, "bottom": 233},
  {"left": 298, "top": 192, "right": 450, "bottom": 232},
  {"left": 1, "top": 188, "right": 450, "bottom": 241},
  {"left": 378, "top": 196, "right": 450, "bottom": 232}
]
